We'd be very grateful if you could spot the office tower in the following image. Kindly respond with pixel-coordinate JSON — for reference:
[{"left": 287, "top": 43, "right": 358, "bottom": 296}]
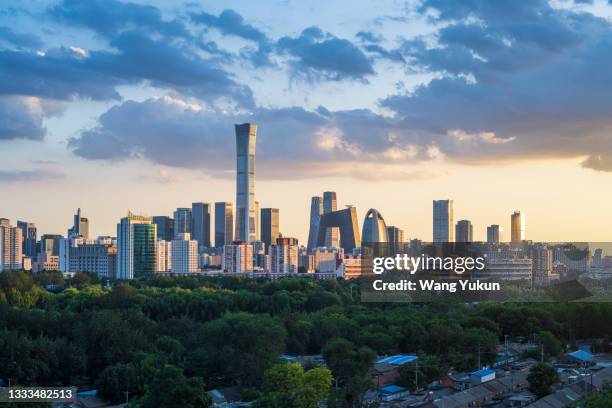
[
  {"left": 171, "top": 233, "right": 199, "bottom": 273},
  {"left": 17, "top": 221, "right": 37, "bottom": 257},
  {"left": 511, "top": 211, "right": 525, "bottom": 243},
  {"left": 260, "top": 208, "right": 280, "bottom": 248},
  {"left": 68, "top": 208, "right": 89, "bottom": 239},
  {"left": 191, "top": 202, "right": 211, "bottom": 249},
  {"left": 59, "top": 235, "right": 86, "bottom": 272},
  {"left": 455, "top": 220, "right": 473, "bottom": 243},
  {"left": 68, "top": 243, "right": 117, "bottom": 278},
  {"left": 223, "top": 241, "right": 254, "bottom": 273},
  {"left": 156, "top": 240, "right": 172, "bottom": 272},
  {"left": 316, "top": 207, "right": 361, "bottom": 253},
  {"left": 235, "top": 123, "right": 257, "bottom": 244},
  {"left": 255, "top": 200, "right": 260, "bottom": 242},
  {"left": 487, "top": 225, "right": 503, "bottom": 244},
  {"left": 323, "top": 191, "right": 339, "bottom": 247},
  {"left": 0, "top": 219, "right": 23, "bottom": 271},
  {"left": 433, "top": 200, "right": 454, "bottom": 243},
  {"left": 153, "top": 216, "right": 174, "bottom": 241},
  {"left": 252, "top": 240, "right": 266, "bottom": 271},
  {"left": 386, "top": 226, "right": 404, "bottom": 254},
  {"left": 116, "top": 212, "right": 157, "bottom": 280},
  {"left": 215, "top": 202, "right": 234, "bottom": 247},
  {"left": 362, "top": 209, "right": 389, "bottom": 243},
  {"left": 38, "top": 234, "right": 63, "bottom": 256},
  {"left": 269, "top": 237, "right": 299, "bottom": 274},
  {"left": 307, "top": 196, "right": 323, "bottom": 252},
  {"left": 173, "top": 208, "right": 192, "bottom": 238}
]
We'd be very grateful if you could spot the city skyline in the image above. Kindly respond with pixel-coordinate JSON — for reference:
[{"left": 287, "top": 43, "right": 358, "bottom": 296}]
[{"left": 2, "top": 0, "right": 612, "bottom": 243}]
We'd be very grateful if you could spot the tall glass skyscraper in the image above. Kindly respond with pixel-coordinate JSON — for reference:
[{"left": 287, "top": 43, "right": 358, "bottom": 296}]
[
  {"left": 362, "top": 209, "right": 389, "bottom": 243},
  {"left": 307, "top": 196, "right": 323, "bottom": 253},
  {"left": 455, "top": 219, "right": 473, "bottom": 243},
  {"left": 511, "top": 211, "right": 525, "bottom": 243},
  {"left": 433, "top": 200, "right": 454, "bottom": 242},
  {"left": 323, "top": 191, "right": 339, "bottom": 247},
  {"left": 17, "top": 221, "right": 37, "bottom": 257},
  {"left": 173, "top": 208, "right": 192, "bottom": 239},
  {"left": 235, "top": 123, "right": 257, "bottom": 243},
  {"left": 117, "top": 212, "right": 157, "bottom": 279},
  {"left": 152, "top": 216, "right": 174, "bottom": 241},
  {"left": 68, "top": 208, "right": 89, "bottom": 239},
  {"left": 215, "top": 202, "right": 233, "bottom": 247},
  {"left": 260, "top": 208, "right": 280, "bottom": 248},
  {"left": 191, "top": 202, "right": 211, "bottom": 249}
]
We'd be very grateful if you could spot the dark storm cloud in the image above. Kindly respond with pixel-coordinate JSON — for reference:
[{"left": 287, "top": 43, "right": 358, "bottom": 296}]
[
  {"left": 190, "top": 9, "right": 273, "bottom": 66},
  {"left": 277, "top": 27, "right": 375, "bottom": 81}
]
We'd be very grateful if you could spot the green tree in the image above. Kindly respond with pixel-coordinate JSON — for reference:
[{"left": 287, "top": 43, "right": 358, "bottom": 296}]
[
  {"left": 96, "top": 363, "right": 140, "bottom": 404},
  {"left": 257, "top": 362, "right": 332, "bottom": 408},
  {"left": 538, "top": 331, "right": 563, "bottom": 357},
  {"left": 527, "top": 363, "right": 560, "bottom": 398},
  {"left": 398, "top": 354, "right": 445, "bottom": 391},
  {"left": 139, "top": 365, "right": 211, "bottom": 408}
]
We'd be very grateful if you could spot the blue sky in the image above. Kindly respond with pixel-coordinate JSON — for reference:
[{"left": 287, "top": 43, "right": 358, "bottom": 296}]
[{"left": 2, "top": 0, "right": 612, "bottom": 242}]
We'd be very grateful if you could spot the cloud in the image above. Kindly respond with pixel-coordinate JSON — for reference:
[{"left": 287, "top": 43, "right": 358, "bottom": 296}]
[
  {"left": 191, "top": 9, "right": 273, "bottom": 67},
  {"left": 0, "top": 96, "right": 64, "bottom": 141},
  {"left": 68, "top": 95, "right": 436, "bottom": 179},
  {"left": 376, "top": 0, "right": 612, "bottom": 170},
  {"left": 137, "top": 169, "right": 185, "bottom": 184},
  {"left": 0, "top": 26, "right": 42, "bottom": 48},
  {"left": 277, "top": 27, "right": 375, "bottom": 81},
  {"left": 0, "top": 169, "right": 65, "bottom": 182},
  {"left": 48, "top": 0, "right": 190, "bottom": 39}
]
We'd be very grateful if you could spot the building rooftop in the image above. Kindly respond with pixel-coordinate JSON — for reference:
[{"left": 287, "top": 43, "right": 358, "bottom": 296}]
[
  {"left": 471, "top": 368, "right": 495, "bottom": 377},
  {"left": 377, "top": 354, "right": 418, "bottom": 365},
  {"left": 568, "top": 349, "right": 593, "bottom": 362}
]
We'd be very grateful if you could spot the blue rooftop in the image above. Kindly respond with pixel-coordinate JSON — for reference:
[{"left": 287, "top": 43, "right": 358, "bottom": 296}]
[
  {"left": 471, "top": 368, "right": 495, "bottom": 377},
  {"left": 568, "top": 350, "right": 593, "bottom": 362},
  {"left": 376, "top": 354, "right": 417, "bottom": 365},
  {"left": 380, "top": 385, "right": 407, "bottom": 394}
]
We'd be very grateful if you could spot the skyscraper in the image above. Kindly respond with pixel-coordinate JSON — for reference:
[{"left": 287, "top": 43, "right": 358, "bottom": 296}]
[
  {"left": 269, "top": 237, "right": 298, "bottom": 274},
  {"left": 255, "top": 200, "right": 260, "bottom": 241},
  {"left": 68, "top": 208, "right": 89, "bottom": 239},
  {"left": 152, "top": 216, "right": 174, "bottom": 241},
  {"left": 511, "top": 211, "right": 525, "bottom": 243},
  {"left": 307, "top": 196, "right": 323, "bottom": 252},
  {"left": 362, "top": 209, "right": 389, "bottom": 243},
  {"left": 487, "top": 225, "right": 503, "bottom": 244},
  {"left": 433, "top": 200, "right": 454, "bottom": 242},
  {"left": 215, "top": 202, "right": 233, "bottom": 247},
  {"left": 235, "top": 123, "right": 257, "bottom": 243},
  {"left": 191, "top": 202, "right": 211, "bottom": 249},
  {"left": 455, "top": 220, "right": 473, "bottom": 243},
  {"left": 117, "top": 212, "right": 157, "bottom": 280},
  {"left": 386, "top": 226, "right": 404, "bottom": 254},
  {"left": 0, "top": 218, "right": 23, "bottom": 271},
  {"left": 223, "top": 241, "right": 254, "bottom": 273},
  {"left": 323, "top": 191, "right": 339, "bottom": 247},
  {"left": 173, "top": 208, "right": 192, "bottom": 238},
  {"left": 17, "top": 221, "right": 37, "bottom": 257},
  {"left": 316, "top": 207, "right": 361, "bottom": 253},
  {"left": 260, "top": 208, "right": 280, "bottom": 248}
]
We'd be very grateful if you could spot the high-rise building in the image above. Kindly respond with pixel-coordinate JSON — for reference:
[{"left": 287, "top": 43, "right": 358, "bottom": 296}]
[
  {"left": 252, "top": 240, "right": 266, "bottom": 271},
  {"left": 17, "top": 221, "right": 37, "bottom": 257},
  {"left": 223, "top": 241, "right": 253, "bottom": 273},
  {"left": 153, "top": 216, "right": 174, "bottom": 241},
  {"left": 362, "top": 209, "right": 389, "bottom": 243},
  {"left": 255, "top": 200, "right": 260, "bottom": 242},
  {"left": 487, "top": 225, "right": 503, "bottom": 244},
  {"left": 68, "top": 208, "right": 89, "bottom": 239},
  {"left": 214, "top": 202, "right": 233, "bottom": 247},
  {"left": 171, "top": 233, "right": 199, "bottom": 273},
  {"left": 433, "top": 200, "right": 454, "bottom": 242},
  {"left": 269, "top": 237, "right": 298, "bottom": 274},
  {"left": 532, "top": 244, "right": 553, "bottom": 284},
  {"left": 156, "top": 240, "right": 172, "bottom": 272},
  {"left": 260, "top": 208, "right": 280, "bottom": 248},
  {"left": 455, "top": 220, "right": 473, "bottom": 243},
  {"left": 38, "top": 234, "right": 63, "bottom": 256},
  {"left": 69, "top": 243, "right": 117, "bottom": 278},
  {"left": 191, "top": 202, "right": 211, "bottom": 249},
  {"left": 116, "top": 212, "right": 157, "bottom": 280},
  {"left": 386, "top": 226, "right": 404, "bottom": 254},
  {"left": 316, "top": 207, "right": 361, "bottom": 253},
  {"left": 307, "top": 196, "right": 323, "bottom": 252},
  {"left": 0, "top": 218, "right": 23, "bottom": 271},
  {"left": 323, "top": 191, "right": 339, "bottom": 247},
  {"left": 235, "top": 123, "right": 257, "bottom": 244},
  {"left": 173, "top": 208, "right": 192, "bottom": 238},
  {"left": 511, "top": 211, "right": 525, "bottom": 243}
]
